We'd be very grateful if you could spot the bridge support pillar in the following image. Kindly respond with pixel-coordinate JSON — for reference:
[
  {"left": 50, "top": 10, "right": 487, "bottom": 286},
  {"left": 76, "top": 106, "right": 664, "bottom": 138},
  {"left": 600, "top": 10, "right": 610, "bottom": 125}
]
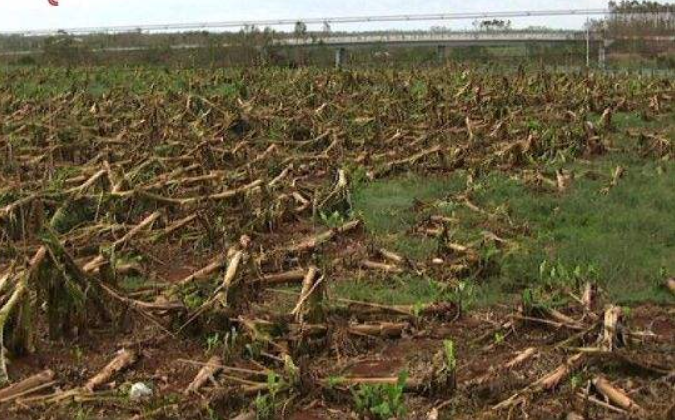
[
  {"left": 598, "top": 40, "right": 611, "bottom": 70},
  {"left": 436, "top": 45, "right": 447, "bottom": 64},
  {"left": 335, "top": 48, "right": 346, "bottom": 69}
]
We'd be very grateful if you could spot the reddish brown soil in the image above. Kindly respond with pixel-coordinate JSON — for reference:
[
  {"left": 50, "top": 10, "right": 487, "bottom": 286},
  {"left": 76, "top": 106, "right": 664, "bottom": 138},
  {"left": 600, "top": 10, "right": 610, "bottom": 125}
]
[
  {"left": 1, "top": 222, "right": 673, "bottom": 420},
  {"left": 2, "top": 300, "right": 674, "bottom": 419}
]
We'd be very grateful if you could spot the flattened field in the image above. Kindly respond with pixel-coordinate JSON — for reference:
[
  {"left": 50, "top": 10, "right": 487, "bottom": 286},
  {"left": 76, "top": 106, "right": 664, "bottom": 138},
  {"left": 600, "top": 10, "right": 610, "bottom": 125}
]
[{"left": 0, "top": 66, "right": 673, "bottom": 419}]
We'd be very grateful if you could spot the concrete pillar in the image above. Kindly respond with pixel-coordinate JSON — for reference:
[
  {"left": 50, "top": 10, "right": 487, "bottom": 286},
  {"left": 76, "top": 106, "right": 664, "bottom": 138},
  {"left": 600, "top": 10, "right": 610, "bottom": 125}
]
[
  {"left": 335, "top": 47, "right": 346, "bottom": 69},
  {"left": 436, "top": 45, "right": 447, "bottom": 64},
  {"left": 598, "top": 40, "right": 611, "bottom": 70}
]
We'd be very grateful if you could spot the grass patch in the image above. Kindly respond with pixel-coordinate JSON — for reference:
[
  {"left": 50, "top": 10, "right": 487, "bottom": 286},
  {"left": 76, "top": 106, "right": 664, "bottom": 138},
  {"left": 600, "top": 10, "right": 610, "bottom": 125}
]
[
  {"left": 353, "top": 173, "right": 466, "bottom": 259},
  {"left": 472, "top": 156, "right": 675, "bottom": 303},
  {"left": 331, "top": 274, "right": 444, "bottom": 306},
  {"left": 118, "top": 275, "right": 165, "bottom": 292},
  {"left": 353, "top": 142, "right": 674, "bottom": 304},
  {"left": 266, "top": 275, "right": 448, "bottom": 311}
]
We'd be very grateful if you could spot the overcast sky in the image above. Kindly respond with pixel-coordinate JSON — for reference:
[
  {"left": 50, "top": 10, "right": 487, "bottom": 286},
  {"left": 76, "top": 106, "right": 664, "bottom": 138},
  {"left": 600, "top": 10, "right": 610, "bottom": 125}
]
[{"left": 1, "top": 0, "right": 673, "bottom": 33}]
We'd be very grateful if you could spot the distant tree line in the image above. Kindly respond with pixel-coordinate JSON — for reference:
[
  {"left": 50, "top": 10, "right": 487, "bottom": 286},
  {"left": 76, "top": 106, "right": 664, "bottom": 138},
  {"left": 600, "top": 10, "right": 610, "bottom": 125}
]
[
  {"left": 473, "top": 19, "right": 513, "bottom": 31},
  {"left": 591, "top": 0, "right": 675, "bottom": 35},
  {"left": 585, "top": 1, "right": 675, "bottom": 68}
]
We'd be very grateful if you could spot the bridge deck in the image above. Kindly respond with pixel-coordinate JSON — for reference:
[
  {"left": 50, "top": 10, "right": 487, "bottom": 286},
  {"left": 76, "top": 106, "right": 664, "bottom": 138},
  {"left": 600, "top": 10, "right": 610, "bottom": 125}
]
[{"left": 277, "top": 31, "right": 590, "bottom": 48}]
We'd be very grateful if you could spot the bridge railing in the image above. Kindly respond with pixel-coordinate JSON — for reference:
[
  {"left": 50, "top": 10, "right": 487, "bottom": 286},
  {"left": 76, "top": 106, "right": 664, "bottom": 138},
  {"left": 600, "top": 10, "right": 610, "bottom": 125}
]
[{"left": 276, "top": 30, "right": 589, "bottom": 46}]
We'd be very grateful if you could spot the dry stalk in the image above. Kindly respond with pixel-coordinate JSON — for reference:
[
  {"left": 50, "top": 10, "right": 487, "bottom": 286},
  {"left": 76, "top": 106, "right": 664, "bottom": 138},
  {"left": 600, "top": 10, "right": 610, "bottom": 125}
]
[
  {"left": 85, "top": 349, "right": 138, "bottom": 392},
  {"left": 185, "top": 356, "right": 223, "bottom": 394},
  {"left": 592, "top": 376, "right": 642, "bottom": 413}
]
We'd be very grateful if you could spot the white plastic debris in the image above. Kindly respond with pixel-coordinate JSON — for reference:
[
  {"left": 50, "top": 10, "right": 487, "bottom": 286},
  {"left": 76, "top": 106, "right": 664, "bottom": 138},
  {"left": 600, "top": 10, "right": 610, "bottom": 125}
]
[{"left": 129, "top": 382, "right": 153, "bottom": 401}]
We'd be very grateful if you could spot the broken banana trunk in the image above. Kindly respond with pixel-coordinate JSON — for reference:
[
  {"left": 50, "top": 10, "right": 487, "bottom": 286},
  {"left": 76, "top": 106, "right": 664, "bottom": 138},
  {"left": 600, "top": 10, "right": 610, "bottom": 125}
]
[{"left": 291, "top": 267, "right": 325, "bottom": 324}]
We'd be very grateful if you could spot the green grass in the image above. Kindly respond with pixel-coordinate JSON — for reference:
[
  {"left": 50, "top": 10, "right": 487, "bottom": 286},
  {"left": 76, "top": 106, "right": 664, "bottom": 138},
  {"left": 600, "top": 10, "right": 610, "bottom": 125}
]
[
  {"left": 613, "top": 111, "right": 650, "bottom": 129},
  {"left": 352, "top": 173, "right": 466, "bottom": 260},
  {"left": 120, "top": 275, "right": 148, "bottom": 291},
  {"left": 331, "top": 275, "right": 444, "bottom": 306},
  {"left": 265, "top": 275, "right": 444, "bottom": 311},
  {"left": 352, "top": 113, "right": 674, "bottom": 304},
  {"left": 471, "top": 157, "right": 674, "bottom": 303}
]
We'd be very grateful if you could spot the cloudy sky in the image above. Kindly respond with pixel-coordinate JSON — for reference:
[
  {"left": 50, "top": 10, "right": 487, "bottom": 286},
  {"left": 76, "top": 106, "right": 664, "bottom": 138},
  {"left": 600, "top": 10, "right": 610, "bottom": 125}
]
[{"left": 1, "top": 0, "right": 673, "bottom": 33}]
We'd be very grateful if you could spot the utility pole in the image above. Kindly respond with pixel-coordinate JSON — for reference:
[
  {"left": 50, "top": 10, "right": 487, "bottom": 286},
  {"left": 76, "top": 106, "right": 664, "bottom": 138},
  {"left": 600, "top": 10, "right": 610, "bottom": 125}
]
[
  {"left": 586, "top": 18, "right": 591, "bottom": 68},
  {"left": 335, "top": 47, "right": 345, "bottom": 69}
]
